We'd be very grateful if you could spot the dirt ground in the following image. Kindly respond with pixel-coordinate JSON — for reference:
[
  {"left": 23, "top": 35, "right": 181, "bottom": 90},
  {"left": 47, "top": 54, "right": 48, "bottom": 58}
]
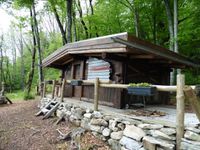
[{"left": 0, "top": 100, "right": 110, "bottom": 150}]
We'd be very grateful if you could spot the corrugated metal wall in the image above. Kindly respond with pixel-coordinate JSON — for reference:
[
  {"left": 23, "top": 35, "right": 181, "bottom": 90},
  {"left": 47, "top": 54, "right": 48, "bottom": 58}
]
[{"left": 87, "top": 58, "right": 111, "bottom": 80}]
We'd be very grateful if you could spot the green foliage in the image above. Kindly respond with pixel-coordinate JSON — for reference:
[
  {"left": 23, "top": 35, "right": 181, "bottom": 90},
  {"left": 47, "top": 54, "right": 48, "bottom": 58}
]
[
  {"left": 23, "top": 91, "right": 35, "bottom": 100},
  {"left": 6, "top": 90, "right": 35, "bottom": 101},
  {"left": 184, "top": 70, "right": 200, "bottom": 85},
  {"left": 12, "top": 0, "right": 33, "bottom": 9},
  {"left": 129, "top": 83, "right": 152, "bottom": 87}
]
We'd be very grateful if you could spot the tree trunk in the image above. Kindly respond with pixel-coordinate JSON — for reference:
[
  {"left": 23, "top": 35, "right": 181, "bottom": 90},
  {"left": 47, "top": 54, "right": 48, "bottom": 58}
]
[
  {"left": 134, "top": 6, "right": 140, "bottom": 38},
  {"left": 32, "top": 1, "right": 44, "bottom": 92},
  {"left": 5, "top": 57, "right": 12, "bottom": 92},
  {"left": 11, "top": 29, "right": 17, "bottom": 89},
  {"left": 89, "top": 0, "right": 99, "bottom": 37},
  {"left": 19, "top": 27, "right": 25, "bottom": 90},
  {"left": 72, "top": 1, "right": 77, "bottom": 41},
  {"left": 0, "top": 36, "right": 3, "bottom": 83},
  {"left": 67, "top": 0, "right": 72, "bottom": 43},
  {"left": 51, "top": 4, "right": 67, "bottom": 45},
  {"left": 152, "top": 0, "right": 157, "bottom": 44},
  {"left": 26, "top": 7, "right": 37, "bottom": 96},
  {"left": 0, "top": 36, "right": 5, "bottom": 84},
  {"left": 164, "top": 0, "right": 174, "bottom": 51},
  {"left": 76, "top": 0, "right": 89, "bottom": 39},
  {"left": 85, "top": 0, "right": 92, "bottom": 38},
  {"left": 164, "top": 0, "right": 175, "bottom": 84},
  {"left": 174, "top": 0, "right": 180, "bottom": 74}
]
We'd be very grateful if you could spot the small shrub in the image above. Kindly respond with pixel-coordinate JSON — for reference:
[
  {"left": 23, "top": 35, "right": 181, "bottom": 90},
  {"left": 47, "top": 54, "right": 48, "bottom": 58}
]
[{"left": 23, "top": 92, "right": 35, "bottom": 100}]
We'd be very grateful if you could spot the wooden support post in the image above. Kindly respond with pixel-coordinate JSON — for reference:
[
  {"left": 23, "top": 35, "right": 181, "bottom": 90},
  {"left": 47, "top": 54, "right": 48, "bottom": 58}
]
[
  {"left": 42, "top": 81, "right": 46, "bottom": 98},
  {"left": 52, "top": 80, "right": 56, "bottom": 99},
  {"left": 176, "top": 74, "right": 185, "bottom": 150},
  {"left": 94, "top": 78, "right": 99, "bottom": 111},
  {"left": 60, "top": 79, "right": 66, "bottom": 102},
  {"left": 184, "top": 86, "right": 200, "bottom": 121}
]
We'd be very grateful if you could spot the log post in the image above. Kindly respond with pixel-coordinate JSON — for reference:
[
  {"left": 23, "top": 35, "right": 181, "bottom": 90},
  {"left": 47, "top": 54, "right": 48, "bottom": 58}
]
[
  {"left": 42, "top": 81, "right": 46, "bottom": 98},
  {"left": 176, "top": 74, "right": 185, "bottom": 150},
  {"left": 52, "top": 80, "right": 56, "bottom": 99},
  {"left": 94, "top": 78, "right": 99, "bottom": 111},
  {"left": 60, "top": 79, "right": 66, "bottom": 102}
]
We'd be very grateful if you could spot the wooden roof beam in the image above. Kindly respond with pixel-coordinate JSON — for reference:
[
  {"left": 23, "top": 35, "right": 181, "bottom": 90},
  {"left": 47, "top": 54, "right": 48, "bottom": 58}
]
[
  {"left": 148, "top": 60, "right": 173, "bottom": 64},
  {"left": 112, "top": 37, "right": 200, "bottom": 68},
  {"left": 101, "top": 53, "right": 128, "bottom": 62},
  {"left": 61, "top": 58, "right": 74, "bottom": 65},
  {"left": 130, "top": 54, "right": 155, "bottom": 59}
]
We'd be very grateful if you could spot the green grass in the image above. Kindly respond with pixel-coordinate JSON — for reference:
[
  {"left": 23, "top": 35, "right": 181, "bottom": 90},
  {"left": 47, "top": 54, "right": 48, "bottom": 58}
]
[{"left": 6, "top": 91, "right": 35, "bottom": 101}]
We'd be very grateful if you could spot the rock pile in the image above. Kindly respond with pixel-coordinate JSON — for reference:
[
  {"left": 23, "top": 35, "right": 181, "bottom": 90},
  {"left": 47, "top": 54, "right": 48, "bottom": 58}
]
[{"left": 51, "top": 102, "right": 200, "bottom": 150}]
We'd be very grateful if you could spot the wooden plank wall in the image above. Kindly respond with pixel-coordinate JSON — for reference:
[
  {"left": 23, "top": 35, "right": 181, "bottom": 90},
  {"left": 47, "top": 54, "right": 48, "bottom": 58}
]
[
  {"left": 123, "top": 61, "right": 170, "bottom": 106},
  {"left": 63, "top": 59, "right": 123, "bottom": 108},
  {"left": 63, "top": 58, "right": 170, "bottom": 108}
]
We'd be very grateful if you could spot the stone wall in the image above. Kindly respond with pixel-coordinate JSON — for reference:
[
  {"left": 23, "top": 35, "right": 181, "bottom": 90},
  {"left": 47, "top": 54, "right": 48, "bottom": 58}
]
[{"left": 41, "top": 98, "right": 200, "bottom": 150}]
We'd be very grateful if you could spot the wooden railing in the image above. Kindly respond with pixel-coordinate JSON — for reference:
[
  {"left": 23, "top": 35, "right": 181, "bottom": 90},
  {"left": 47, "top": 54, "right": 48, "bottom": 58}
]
[{"left": 41, "top": 74, "right": 200, "bottom": 150}]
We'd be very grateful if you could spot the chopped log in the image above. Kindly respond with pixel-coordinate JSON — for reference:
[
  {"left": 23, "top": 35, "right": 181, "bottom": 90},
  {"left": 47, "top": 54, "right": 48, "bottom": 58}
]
[
  {"left": 43, "top": 102, "right": 60, "bottom": 119},
  {"left": 184, "top": 86, "right": 200, "bottom": 121},
  {"left": 94, "top": 78, "right": 99, "bottom": 111},
  {"left": 176, "top": 74, "right": 185, "bottom": 150}
]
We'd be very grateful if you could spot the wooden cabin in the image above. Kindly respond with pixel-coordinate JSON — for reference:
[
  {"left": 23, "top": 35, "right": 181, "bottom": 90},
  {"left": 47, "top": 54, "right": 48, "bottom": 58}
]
[{"left": 42, "top": 32, "right": 199, "bottom": 108}]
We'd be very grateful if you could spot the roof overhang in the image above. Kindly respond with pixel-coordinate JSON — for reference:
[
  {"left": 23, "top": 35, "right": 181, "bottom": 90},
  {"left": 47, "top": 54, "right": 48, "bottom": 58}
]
[{"left": 42, "top": 32, "right": 200, "bottom": 69}]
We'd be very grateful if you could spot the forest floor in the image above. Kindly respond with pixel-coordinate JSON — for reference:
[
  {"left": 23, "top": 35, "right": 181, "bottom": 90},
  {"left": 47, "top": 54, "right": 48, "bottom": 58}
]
[{"left": 0, "top": 99, "right": 110, "bottom": 150}]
